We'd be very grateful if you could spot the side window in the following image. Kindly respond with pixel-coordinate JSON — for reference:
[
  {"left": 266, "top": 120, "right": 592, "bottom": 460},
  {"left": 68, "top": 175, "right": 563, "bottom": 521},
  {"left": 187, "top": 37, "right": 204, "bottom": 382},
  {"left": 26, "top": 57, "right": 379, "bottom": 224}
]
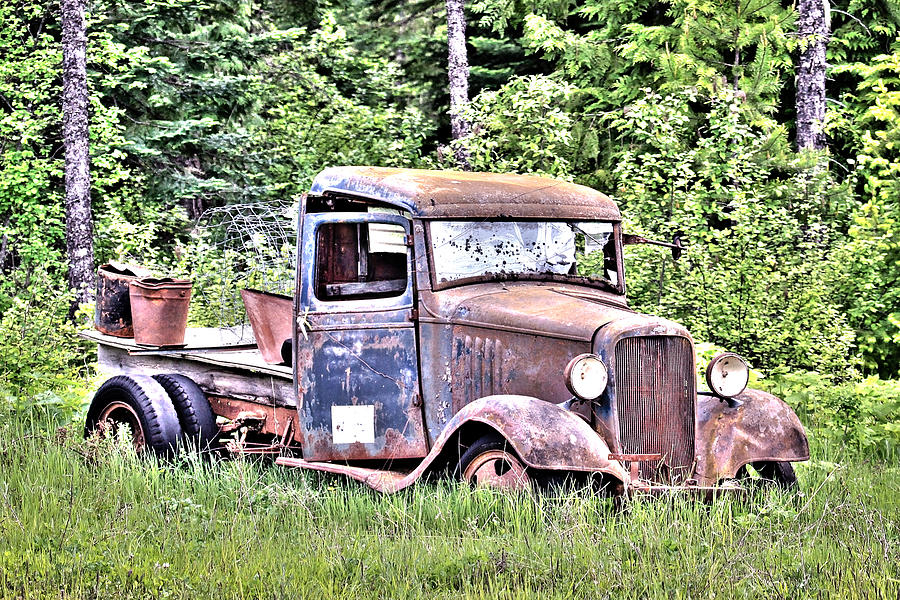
[{"left": 315, "top": 221, "right": 408, "bottom": 301}]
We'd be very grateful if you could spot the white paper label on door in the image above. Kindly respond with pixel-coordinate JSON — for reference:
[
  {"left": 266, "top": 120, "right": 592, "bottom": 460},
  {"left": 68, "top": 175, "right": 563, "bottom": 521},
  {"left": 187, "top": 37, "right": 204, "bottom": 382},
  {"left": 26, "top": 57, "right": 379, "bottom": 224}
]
[{"left": 331, "top": 405, "right": 376, "bottom": 445}]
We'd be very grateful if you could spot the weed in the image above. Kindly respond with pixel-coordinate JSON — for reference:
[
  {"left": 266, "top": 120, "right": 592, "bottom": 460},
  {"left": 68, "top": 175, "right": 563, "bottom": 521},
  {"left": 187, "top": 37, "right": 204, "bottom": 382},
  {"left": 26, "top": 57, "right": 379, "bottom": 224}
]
[{"left": 0, "top": 412, "right": 896, "bottom": 599}]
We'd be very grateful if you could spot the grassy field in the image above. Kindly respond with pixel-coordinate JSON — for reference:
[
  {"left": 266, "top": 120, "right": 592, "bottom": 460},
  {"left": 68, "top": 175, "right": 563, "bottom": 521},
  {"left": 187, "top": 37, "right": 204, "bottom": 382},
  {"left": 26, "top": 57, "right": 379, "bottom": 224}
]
[{"left": 0, "top": 412, "right": 897, "bottom": 599}]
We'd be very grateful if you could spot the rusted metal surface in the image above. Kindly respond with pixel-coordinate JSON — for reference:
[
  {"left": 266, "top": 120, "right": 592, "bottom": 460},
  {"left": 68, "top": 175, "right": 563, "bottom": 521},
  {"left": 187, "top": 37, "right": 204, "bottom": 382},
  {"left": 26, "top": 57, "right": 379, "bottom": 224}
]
[
  {"left": 444, "top": 395, "right": 625, "bottom": 474},
  {"left": 97, "top": 400, "right": 145, "bottom": 450},
  {"left": 449, "top": 326, "right": 584, "bottom": 415},
  {"left": 422, "top": 285, "right": 703, "bottom": 485},
  {"left": 294, "top": 211, "right": 427, "bottom": 462},
  {"left": 462, "top": 448, "right": 530, "bottom": 490},
  {"left": 608, "top": 453, "right": 662, "bottom": 461},
  {"left": 415, "top": 282, "right": 625, "bottom": 441},
  {"left": 416, "top": 282, "right": 706, "bottom": 487},
  {"left": 415, "top": 302, "right": 456, "bottom": 442},
  {"left": 207, "top": 395, "right": 303, "bottom": 443},
  {"left": 614, "top": 335, "right": 695, "bottom": 482},
  {"left": 295, "top": 312, "right": 428, "bottom": 461},
  {"left": 241, "top": 289, "right": 293, "bottom": 364},
  {"left": 129, "top": 278, "right": 192, "bottom": 347},
  {"left": 592, "top": 316, "right": 697, "bottom": 483},
  {"left": 85, "top": 167, "right": 813, "bottom": 496},
  {"left": 441, "top": 283, "right": 632, "bottom": 342},
  {"left": 694, "top": 388, "right": 810, "bottom": 485},
  {"left": 277, "top": 395, "right": 629, "bottom": 493},
  {"left": 221, "top": 413, "right": 293, "bottom": 455},
  {"left": 309, "top": 167, "right": 621, "bottom": 221},
  {"left": 95, "top": 263, "right": 151, "bottom": 337}
]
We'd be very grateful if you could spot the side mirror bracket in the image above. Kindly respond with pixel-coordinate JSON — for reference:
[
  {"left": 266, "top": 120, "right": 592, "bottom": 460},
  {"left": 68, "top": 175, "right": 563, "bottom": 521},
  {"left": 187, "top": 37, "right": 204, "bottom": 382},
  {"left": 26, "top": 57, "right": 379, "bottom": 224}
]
[{"left": 623, "top": 232, "right": 684, "bottom": 260}]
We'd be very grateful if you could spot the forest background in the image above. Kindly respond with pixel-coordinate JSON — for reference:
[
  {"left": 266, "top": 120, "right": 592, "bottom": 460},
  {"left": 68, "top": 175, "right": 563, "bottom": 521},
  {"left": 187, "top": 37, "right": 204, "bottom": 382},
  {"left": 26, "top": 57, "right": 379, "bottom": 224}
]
[
  {"left": 2, "top": 0, "right": 900, "bottom": 473},
  {"left": 0, "top": 1, "right": 898, "bottom": 597}
]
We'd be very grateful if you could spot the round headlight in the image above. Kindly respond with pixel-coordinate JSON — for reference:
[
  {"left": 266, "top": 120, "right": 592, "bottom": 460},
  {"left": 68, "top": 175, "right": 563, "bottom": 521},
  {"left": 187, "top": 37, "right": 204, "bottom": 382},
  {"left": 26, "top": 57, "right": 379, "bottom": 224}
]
[
  {"left": 565, "top": 354, "right": 608, "bottom": 400},
  {"left": 705, "top": 352, "right": 749, "bottom": 398}
]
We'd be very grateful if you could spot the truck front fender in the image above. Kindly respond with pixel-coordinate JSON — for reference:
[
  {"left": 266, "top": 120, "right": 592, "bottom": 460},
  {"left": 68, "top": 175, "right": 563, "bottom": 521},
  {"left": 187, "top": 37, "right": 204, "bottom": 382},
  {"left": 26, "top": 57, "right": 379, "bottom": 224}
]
[
  {"left": 277, "top": 394, "right": 628, "bottom": 492},
  {"left": 441, "top": 395, "right": 627, "bottom": 481},
  {"left": 695, "top": 388, "right": 810, "bottom": 485}
]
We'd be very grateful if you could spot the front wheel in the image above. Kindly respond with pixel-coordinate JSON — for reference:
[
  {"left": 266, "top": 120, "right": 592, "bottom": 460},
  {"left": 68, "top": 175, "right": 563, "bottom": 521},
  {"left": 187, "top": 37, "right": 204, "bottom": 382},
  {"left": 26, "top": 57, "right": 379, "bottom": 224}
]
[
  {"left": 457, "top": 434, "right": 531, "bottom": 490},
  {"left": 737, "top": 461, "right": 798, "bottom": 489}
]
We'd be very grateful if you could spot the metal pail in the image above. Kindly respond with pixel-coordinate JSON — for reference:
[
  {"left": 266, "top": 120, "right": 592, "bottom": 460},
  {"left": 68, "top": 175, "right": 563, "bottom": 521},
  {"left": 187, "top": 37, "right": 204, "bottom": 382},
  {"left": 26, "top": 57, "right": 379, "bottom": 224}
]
[
  {"left": 129, "top": 278, "right": 193, "bottom": 347},
  {"left": 95, "top": 263, "right": 152, "bottom": 337},
  {"left": 240, "top": 289, "right": 293, "bottom": 364}
]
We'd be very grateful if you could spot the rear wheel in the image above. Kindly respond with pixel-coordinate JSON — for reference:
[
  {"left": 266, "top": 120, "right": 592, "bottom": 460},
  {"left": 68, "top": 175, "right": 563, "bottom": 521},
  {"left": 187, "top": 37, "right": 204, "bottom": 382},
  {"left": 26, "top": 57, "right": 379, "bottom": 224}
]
[
  {"left": 457, "top": 434, "right": 531, "bottom": 490},
  {"left": 85, "top": 375, "right": 182, "bottom": 456},
  {"left": 152, "top": 374, "right": 217, "bottom": 450},
  {"left": 737, "top": 461, "right": 797, "bottom": 489}
]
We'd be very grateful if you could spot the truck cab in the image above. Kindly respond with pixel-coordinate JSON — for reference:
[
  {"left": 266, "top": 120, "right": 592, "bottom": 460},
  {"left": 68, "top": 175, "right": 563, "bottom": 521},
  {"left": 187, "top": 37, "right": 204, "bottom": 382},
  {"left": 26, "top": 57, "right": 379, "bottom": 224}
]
[{"left": 85, "top": 166, "right": 810, "bottom": 495}]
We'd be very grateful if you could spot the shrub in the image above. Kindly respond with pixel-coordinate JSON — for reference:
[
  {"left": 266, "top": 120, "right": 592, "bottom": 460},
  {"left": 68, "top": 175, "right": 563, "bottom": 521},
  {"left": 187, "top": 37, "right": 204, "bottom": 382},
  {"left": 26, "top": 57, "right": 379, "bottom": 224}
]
[
  {"left": 606, "top": 89, "right": 858, "bottom": 374},
  {"left": 759, "top": 370, "right": 900, "bottom": 460},
  {"left": 0, "top": 270, "right": 96, "bottom": 422}
]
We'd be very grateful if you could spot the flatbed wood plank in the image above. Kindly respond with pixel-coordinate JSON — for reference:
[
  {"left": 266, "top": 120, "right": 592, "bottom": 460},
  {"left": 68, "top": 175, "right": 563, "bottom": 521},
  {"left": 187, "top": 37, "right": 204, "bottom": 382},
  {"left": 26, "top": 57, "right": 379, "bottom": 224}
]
[
  {"left": 97, "top": 344, "right": 296, "bottom": 407},
  {"left": 80, "top": 326, "right": 257, "bottom": 351},
  {"left": 81, "top": 326, "right": 292, "bottom": 378}
]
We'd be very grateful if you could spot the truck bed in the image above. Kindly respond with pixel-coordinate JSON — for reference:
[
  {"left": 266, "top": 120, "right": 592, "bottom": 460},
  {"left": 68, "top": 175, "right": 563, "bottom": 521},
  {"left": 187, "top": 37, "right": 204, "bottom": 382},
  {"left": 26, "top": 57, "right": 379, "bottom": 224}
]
[{"left": 81, "top": 327, "right": 295, "bottom": 408}]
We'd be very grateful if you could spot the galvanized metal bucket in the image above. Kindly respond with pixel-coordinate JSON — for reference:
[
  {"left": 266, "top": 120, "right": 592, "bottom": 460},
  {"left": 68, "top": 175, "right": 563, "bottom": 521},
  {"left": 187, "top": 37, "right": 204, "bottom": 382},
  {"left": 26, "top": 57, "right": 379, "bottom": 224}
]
[
  {"left": 95, "top": 263, "right": 152, "bottom": 337},
  {"left": 240, "top": 289, "right": 293, "bottom": 364},
  {"left": 129, "top": 278, "right": 193, "bottom": 347}
]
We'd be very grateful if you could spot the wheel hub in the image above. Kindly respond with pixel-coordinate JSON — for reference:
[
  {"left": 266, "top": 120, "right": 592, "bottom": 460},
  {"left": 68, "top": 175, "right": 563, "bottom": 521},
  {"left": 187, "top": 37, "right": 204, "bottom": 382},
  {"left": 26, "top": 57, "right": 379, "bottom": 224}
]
[
  {"left": 462, "top": 449, "right": 529, "bottom": 490},
  {"left": 97, "top": 401, "right": 145, "bottom": 450}
]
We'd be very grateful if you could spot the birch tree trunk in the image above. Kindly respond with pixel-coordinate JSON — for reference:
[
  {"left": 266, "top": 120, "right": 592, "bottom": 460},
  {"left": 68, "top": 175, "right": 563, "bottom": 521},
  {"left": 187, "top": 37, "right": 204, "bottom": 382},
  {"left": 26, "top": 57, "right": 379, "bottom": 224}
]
[
  {"left": 61, "top": 0, "right": 95, "bottom": 304},
  {"left": 796, "top": 0, "right": 828, "bottom": 151},
  {"left": 445, "top": 0, "right": 471, "bottom": 169}
]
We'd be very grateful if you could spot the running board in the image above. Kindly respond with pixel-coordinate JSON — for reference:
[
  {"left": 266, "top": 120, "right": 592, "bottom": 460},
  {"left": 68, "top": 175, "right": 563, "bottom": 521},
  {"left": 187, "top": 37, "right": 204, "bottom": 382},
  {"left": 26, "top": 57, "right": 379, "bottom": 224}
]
[{"left": 275, "top": 456, "right": 413, "bottom": 493}]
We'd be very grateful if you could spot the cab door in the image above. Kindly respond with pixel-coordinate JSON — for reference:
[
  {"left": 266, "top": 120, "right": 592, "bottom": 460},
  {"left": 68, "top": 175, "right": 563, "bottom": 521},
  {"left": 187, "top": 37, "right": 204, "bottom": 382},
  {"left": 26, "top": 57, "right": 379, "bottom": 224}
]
[{"left": 295, "top": 211, "right": 427, "bottom": 461}]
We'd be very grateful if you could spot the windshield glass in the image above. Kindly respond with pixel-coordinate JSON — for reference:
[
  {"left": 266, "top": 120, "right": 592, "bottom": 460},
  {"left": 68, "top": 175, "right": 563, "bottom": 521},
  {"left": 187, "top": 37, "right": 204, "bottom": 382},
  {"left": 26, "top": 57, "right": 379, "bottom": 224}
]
[{"left": 430, "top": 220, "right": 619, "bottom": 288}]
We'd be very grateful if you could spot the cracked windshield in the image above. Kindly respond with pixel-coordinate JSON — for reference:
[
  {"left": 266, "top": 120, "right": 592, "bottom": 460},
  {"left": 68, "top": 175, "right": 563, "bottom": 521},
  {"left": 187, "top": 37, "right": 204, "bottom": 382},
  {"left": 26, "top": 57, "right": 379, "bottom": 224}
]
[{"left": 430, "top": 221, "right": 618, "bottom": 286}]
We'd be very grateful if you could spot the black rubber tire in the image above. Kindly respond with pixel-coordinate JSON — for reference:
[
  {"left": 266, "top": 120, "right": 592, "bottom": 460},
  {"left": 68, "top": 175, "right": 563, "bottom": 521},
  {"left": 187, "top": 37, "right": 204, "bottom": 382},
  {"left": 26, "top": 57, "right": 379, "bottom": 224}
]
[
  {"left": 737, "top": 461, "right": 798, "bottom": 490},
  {"left": 84, "top": 375, "right": 182, "bottom": 457},
  {"left": 752, "top": 461, "right": 797, "bottom": 489},
  {"left": 152, "top": 374, "right": 218, "bottom": 450}
]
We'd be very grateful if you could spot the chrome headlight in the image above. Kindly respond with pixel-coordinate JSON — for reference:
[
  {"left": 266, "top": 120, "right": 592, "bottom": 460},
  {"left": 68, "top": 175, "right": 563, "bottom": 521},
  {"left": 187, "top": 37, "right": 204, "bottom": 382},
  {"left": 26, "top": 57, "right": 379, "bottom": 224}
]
[
  {"left": 705, "top": 352, "right": 749, "bottom": 398},
  {"left": 564, "top": 354, "right": 608, "bottom": 401}
]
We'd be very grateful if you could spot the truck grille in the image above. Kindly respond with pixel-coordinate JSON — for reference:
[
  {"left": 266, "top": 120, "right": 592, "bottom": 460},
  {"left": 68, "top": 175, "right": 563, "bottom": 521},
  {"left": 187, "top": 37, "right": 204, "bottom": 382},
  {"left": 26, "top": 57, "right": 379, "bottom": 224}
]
[{"left": 615, "top": 336, "right": 695, "bottom": 482}]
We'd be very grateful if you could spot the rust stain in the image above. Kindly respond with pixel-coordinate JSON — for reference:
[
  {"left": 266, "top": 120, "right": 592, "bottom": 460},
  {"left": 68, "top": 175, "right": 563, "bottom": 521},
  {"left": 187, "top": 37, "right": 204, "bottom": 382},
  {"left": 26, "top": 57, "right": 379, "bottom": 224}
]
[
  {"left": 694, "top": 388, "right": 810, "bottom": 484},
  {"left": 309, "top": 167, "right": 621, "bottom": 221},
  {"left": 241, "top": 289, "right": 293, "bottom": 364}
]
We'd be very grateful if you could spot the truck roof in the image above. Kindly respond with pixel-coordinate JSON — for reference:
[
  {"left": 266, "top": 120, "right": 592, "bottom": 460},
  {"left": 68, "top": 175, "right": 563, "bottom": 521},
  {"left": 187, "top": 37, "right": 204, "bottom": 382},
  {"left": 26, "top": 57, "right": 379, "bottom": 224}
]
[{"left": 309, "top": 166, "right": 621, "bottom": 220}]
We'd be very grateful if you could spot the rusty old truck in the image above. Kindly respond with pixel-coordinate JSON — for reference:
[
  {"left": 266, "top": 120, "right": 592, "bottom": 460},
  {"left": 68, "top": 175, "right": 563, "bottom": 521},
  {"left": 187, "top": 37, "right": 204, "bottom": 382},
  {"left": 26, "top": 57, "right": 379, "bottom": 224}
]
[{"left": 82, "top": 166, "right": 810, "bottom": 494}]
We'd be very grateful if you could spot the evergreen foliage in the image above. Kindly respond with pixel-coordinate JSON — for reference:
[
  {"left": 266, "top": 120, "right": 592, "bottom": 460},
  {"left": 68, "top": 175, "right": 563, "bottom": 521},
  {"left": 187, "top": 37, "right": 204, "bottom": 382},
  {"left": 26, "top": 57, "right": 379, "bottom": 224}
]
[{"left": 2, "top": 0, "right": 900, "bottom": 391}]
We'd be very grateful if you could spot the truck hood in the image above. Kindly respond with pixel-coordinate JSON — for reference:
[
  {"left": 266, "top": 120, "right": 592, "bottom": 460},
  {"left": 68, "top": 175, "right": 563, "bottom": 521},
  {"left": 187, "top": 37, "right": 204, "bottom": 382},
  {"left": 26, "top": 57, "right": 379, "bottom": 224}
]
[{"left": 433, "top": 284, "right": 641, "bottom": 342}]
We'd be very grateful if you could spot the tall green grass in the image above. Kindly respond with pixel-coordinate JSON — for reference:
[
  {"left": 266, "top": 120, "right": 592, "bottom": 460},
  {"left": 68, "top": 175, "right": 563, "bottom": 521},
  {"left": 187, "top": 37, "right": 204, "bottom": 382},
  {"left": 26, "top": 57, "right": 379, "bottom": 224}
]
[{"left": 0, "top": 411, "right": 896, "bottom": 599}]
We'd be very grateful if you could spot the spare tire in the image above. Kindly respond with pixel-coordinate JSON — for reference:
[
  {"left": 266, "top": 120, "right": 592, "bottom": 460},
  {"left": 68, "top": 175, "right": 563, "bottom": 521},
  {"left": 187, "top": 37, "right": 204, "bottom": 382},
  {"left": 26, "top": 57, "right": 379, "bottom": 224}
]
[
  {"left": 152, "top": 374, "right": 218, "bottom": 450},
  {"left": 84, "top": 375, "right": 182, "bottom": 456}
]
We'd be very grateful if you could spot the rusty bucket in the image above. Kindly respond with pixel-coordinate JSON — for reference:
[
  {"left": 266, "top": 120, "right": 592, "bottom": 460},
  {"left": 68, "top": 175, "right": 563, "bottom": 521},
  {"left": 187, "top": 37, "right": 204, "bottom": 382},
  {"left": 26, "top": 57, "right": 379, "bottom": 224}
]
[
  {"left": 241, "top": 289, "right": 293, "bottom": 364},
  {"left": 95, "top": 263, "right": 152, "bottom": 337},
  {"left": 129, "top": 278, "right": 193, "bottom": 347}
]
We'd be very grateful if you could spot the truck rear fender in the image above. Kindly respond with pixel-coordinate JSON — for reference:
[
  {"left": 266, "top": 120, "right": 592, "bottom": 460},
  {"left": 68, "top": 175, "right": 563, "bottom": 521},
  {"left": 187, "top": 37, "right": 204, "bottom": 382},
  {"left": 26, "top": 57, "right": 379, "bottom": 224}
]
[{"left": 695, "top": 388, "right": 810, "bottom": 484}]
